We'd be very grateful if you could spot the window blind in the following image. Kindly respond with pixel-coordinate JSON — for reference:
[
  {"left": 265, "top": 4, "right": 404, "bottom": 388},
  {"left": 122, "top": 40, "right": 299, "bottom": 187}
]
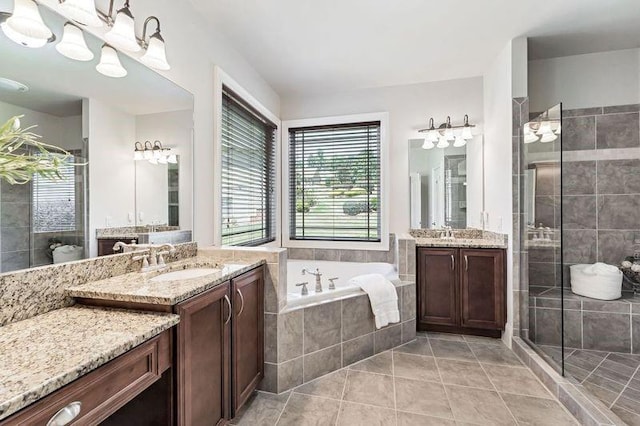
[
  {"left": 32, "top": 154, "right": 76, "bottom": 233},
  {"left": 289, "top": 121, "right": 381, "bottom": 242},
  {"left": 221, "top": 87, "right": 276, "bottom": 246}
]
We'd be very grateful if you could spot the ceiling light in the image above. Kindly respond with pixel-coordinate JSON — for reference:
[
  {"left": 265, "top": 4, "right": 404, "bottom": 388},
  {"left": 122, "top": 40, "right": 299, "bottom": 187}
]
[
  {"left": 422, "top": 139, "right": 434, "bottom": 150},
  {"left": 436, "top": 135, "right": 450, "bottom": 149},
  {"left": 1, "top": 0, "right": 53, "bottom": 48},
  {"left": 56, "top": 23, "right": 94, "bottom": 61},
  {"left": 453, "top": 136, "right": 467, "bottom": 148},
  {"left": 105, "top": 0, "right": 140, "bottom": 52},
  {"left": 96, "top": 44, "right": 127, "bottom": 78},
  {"left": 0, "top": 77, "right": 29, "bottom": 92},
  {"left": 140, "top": 17, "right": 169, "bottom": 70},
  {"left": 59, "top": 0, "right": 102, "bottom": 27}
]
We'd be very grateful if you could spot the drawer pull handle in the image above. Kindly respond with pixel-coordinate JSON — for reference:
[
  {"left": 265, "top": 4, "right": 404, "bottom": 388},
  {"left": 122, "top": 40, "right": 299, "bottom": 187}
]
[
  {"left": 465, "top": 255, "right": 469, "bottom": 271},
  {"left": 47, "top": 401, "right": 81, "bottom": 426},
  {"left": 237, "top": 289, "right": 245, "bottom": 317},
  {"left": 450, "top": 255, "right": 455, "bottom": 271},
  {"left": 224, "top": 295, "right": 232, "bottom": 325}
]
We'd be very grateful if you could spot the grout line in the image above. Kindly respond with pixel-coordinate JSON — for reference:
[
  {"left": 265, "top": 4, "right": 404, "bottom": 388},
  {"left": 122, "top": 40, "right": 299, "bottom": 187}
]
[
  {"left": 391, "top": 349, "right": 398, "bottom": 426},
  {"left": 274, "top": 390, "right": 294, "bottom": 425},
  {"left": 608, "top": 360, "right": 640, "bottom": 409},
  {"left": 334, "top": 368, "right": 349, "bottom": 426},
  {"left": 582, "top": 354, "right": 610, "bottom": 384}
]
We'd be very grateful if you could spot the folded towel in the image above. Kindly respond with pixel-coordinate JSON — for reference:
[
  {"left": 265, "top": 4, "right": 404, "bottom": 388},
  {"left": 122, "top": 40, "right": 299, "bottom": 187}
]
[{"left": 349, "top": 273, "right": 400, "bottom": 329}]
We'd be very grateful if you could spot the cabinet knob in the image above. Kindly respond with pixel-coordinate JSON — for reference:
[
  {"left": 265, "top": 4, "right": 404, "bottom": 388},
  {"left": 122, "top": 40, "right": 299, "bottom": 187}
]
[{"left": 47, "top": 401, "right": 82, "bottom": 426}]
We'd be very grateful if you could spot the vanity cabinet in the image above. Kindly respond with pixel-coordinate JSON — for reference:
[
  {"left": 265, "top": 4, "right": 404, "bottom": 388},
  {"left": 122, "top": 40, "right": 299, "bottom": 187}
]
[
  {"left": 1, "top": 330, "right": 173, "bottom": 426},
  {"left": 417, "top": 247, "right": 505, "bottom": 336},
  {"left": 174, "top": 266, "right": 264, "bottom": 425}
]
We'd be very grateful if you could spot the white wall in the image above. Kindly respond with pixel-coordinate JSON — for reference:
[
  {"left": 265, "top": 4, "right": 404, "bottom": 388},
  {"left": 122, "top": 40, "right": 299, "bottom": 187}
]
[
  {"left": 280, "top": 77, "right": 484, "bottom": 235},
  {"left": 87, "top": 98, "right": 136, "bottom": 257},
  {"left": 0, "top": 101, "right": 82, "bottom": 151},
  {"left": 529, "top": 48, "right": 640, "bottom": 112},
  {"left": 135, "top": 109, "right": 193, "bottom": 230},
  {"left": 483, "top": 41, "right": 514, "bottom": 341}
]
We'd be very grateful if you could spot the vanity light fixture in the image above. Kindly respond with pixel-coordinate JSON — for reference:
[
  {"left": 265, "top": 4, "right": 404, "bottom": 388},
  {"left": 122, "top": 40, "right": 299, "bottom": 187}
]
[
  {"left": 58, "top": 0, "right": 101, "bottom": 27},
  {"left": 524, "top": 113, "right": 561, "bottom": 144},
  {"left": 56, "top": 23, "right": 94, "bottom": 61},
  {"left": 0, "top": 0, "right": 54, "bottom": 48},
  {"left": 134, "top": 141, "right": 145, "bottom": 160},
  {"left": 96, "top": 44, "right": 127, "bottom": 78},
  {"left": 419, "top": 114, "right": 478, "bottom": 149},
  {"left": 140, "top": 16, "right": 170, "bottom": 70},
  {"left": 105, "top": 0, "right": 140, "bottom": 52},
  {"left": 134, "top": 140, "right": 175, "bottom": 164}
]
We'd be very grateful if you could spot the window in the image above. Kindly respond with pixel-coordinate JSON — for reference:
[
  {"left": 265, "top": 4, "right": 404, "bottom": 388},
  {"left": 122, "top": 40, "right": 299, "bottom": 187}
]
[
  {"left": 32, "top": 153, "right": 76, "bottom": 233},
  {"left": 221, "top": 87, "right": 277, "bottom": 246},
  {"left": 288, "top": 121, "right": 381, "bottom": 242}
]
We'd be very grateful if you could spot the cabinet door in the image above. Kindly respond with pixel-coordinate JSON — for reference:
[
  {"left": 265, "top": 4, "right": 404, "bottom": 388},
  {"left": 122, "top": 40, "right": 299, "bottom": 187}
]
[
  {"left": 175, "top": 282, "right": 231, "bottom": 426},
  {"left": 417, "top": 248, "right": 458, "bottom": 327},
  {"left": 460, "top": 249, "right": 505, "bottom": 330},
  {"left": 231, "top": 266, "right": 264, "bottom": 416}
]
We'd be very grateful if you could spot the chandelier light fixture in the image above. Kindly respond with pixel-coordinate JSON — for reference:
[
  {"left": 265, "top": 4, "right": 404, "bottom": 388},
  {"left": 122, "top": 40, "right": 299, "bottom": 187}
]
[{"left": 418, "top": 115, "right": 479, "bottom": 149}]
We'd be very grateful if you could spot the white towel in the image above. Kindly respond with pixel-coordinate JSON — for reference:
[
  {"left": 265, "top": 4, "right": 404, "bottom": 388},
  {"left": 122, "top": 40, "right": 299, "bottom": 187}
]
[{"left": 349, "top": 273, "right": 400, "bottom": 329}]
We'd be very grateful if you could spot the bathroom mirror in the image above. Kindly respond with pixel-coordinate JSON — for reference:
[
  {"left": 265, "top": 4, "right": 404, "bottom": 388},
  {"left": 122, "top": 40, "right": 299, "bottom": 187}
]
[
  {"left": 408, "top": 134, "right": 484, "bottom": 229},
  {"left": 0, "top": 1, "right": 194, "bottom": 272}
]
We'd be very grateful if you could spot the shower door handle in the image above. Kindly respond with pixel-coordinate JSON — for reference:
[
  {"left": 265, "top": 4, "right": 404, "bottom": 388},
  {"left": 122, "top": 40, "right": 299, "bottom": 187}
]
[{"left": 450, "top": 255, "right": 455, "bottom": 271}]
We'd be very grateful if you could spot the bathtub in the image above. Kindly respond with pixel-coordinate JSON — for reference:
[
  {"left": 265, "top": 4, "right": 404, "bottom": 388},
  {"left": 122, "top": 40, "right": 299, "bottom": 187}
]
[{"left": 285, "top": 259, "right": 400, "bottom": 310}]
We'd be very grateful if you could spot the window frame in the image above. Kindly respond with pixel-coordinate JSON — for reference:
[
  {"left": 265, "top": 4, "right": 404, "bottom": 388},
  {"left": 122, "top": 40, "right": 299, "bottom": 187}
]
[
  {"left": 282, "top": 112, "right": 389, "bottom": 250},
  {"left": 213, "top": 66, "right": 282, "bottom": 247}
]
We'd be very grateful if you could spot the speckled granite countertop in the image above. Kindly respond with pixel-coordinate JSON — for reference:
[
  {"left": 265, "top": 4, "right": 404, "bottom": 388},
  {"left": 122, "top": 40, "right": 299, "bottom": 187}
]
[
  {"left": 0, "top": 306, "right": 179, "bottom": 421},
  {"left": 65, "top": 257, "right": 265, "bottom": 305},
  {"left": 414, "top": 238, "right": 508, "bottom": 249}
]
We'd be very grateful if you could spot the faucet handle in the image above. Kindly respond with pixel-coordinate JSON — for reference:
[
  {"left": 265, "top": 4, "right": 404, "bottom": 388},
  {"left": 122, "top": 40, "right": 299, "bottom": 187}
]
[
  {"left": 133, "top": 254, "right": 150, "bottom": 269},
  {"left": 295, "top": 282, "right": 309, "bottom": 296},
  {"left": 328, "top": 277, "right": 339, "bottom": 290}
]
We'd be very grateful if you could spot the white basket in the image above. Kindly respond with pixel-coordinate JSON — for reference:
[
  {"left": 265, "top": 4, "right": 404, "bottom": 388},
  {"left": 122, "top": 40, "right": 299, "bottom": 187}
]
[{"left": 570, "top": 263, "right": 622, "bottom": 300}]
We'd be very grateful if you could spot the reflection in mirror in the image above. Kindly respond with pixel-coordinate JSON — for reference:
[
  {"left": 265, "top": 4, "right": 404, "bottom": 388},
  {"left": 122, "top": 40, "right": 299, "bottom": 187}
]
[
  {"left": 408, "top": 135, "right": 483, "bottom": 229},
  {"left": 0, "top": 2, "right": 194, "bottom": 273}
]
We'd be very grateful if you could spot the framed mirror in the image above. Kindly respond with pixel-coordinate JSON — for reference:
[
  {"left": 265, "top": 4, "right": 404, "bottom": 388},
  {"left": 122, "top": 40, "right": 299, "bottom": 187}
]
[
  {"left": 408, "top": 132, "right": 484, "bottom": 229},
  {"left": 0, "top": 1, "right": 194, "bottom": 272}
]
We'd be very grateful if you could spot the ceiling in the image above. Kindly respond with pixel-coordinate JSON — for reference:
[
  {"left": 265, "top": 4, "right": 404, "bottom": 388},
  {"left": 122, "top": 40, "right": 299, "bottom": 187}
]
[
  {"left": 189, "top": 0, "right": 640, "bottom": 97},
  {"left": 0, "top": 0, "right": 193, "bottom": 117}
]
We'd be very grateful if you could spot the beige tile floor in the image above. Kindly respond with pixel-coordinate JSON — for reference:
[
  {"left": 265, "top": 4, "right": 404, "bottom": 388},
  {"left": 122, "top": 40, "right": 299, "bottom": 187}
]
[{"left": 232, "top": 333, "right": 578, "bottom": 425}]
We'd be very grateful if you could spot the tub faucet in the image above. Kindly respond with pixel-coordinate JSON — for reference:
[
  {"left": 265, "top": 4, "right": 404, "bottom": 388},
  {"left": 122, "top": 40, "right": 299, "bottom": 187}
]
[{"left": 302, "top": 268, "right": 323, "bottom": 293}]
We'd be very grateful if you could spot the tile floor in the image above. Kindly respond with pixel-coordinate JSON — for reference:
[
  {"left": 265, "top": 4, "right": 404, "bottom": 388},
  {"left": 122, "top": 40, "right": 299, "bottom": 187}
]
[
  {"left": 232, "top": 333, "right": 578, "bottom": 425},
  {"left": 541, "top": 344, "right": 640, "bottom": 425}
]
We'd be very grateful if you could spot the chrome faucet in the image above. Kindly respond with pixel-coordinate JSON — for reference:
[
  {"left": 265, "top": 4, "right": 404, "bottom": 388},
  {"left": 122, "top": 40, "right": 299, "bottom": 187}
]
[
  {"left": 302, "top": 268, "right": 323, "bottom": 293},
  {"left": 113, "top": 242, "right": 176, "bottom": 272}
]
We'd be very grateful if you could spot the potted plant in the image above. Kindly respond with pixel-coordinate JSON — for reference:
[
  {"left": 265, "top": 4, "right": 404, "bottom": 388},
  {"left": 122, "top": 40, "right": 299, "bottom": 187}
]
[{"left": 0, "top": 115, "right": 73, "bottom": 184}]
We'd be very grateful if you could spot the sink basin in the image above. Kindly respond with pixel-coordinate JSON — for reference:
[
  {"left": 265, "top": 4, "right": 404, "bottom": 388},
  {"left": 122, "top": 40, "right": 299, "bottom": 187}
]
[{"left": 150, "top": 268, "right": 220, "bottom": 283}]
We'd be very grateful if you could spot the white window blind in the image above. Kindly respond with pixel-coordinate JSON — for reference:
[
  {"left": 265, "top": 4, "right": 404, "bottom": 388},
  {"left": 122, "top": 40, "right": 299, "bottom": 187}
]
[
  {"left": 32, "top": 154, "right": 76, "bottom": 233},
  {"left": 221, "top": 87, "right": 276, "bottom": 246},
  {"left": 289, "top": 121, "right": 381, "bottom": 242}
]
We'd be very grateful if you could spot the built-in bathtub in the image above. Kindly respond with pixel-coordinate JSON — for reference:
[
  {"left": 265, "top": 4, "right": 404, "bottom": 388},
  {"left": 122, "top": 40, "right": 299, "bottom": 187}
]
[{"left": 285, "top": 259, "right": 400, "bottom": 310}]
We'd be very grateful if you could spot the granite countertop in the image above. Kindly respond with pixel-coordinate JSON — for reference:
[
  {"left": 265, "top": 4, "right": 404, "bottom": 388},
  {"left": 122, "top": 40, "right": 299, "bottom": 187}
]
[
  {"left": 414, "top": 237, "right": 508, "bottom": 249},
  {"left": 0, "top": 306, "right": 179, "bottom": 421},
  {"left": 65, "top": 256, "right": 265, "bottom": 305}
]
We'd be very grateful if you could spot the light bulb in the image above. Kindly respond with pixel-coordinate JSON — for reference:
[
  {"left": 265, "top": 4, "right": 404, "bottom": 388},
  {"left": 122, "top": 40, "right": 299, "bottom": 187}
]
[
  {"left": 422, "top": 139, "right": 434, "bottom": 150},
  {"left": 105, "top": 4, "right": 140, "bottom": 52},
  {"left": 56, "top": 23, "right": 94, "bottom": 61},
  {"left": 461, "top": 126, "right": 473, "bottom": 140},
  {"left": 436, "top": 136, "right": 450, "bottom": 149},
  {"left": 96, "top": 45, "right": 127, "bottom": 78},
  {"left": 453, "top": 136, "right": 467, "bottom": 148},
  {"left": 59, "top": 0, "right": 101, "bottom": 27},
  {"left": 141, "top": 31, "right": 170, "bottom": 70},
  {"left": 1, "top": 0, "right": 53, "bottom": 48}
]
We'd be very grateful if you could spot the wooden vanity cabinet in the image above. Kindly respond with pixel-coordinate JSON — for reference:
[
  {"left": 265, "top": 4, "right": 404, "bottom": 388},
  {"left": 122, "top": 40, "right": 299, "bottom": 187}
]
[
  {"left": 417, "top": 247, "right": 505, "bottom": 336},
  {"left": 175, "top": 282, "right": 231, "bottom": 426}
]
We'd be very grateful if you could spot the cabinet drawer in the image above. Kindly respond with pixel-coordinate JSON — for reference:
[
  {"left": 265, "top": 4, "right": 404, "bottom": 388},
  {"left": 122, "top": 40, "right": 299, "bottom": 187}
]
[{"left": 1, "top": 329, "right": 172, "bottom": 426}]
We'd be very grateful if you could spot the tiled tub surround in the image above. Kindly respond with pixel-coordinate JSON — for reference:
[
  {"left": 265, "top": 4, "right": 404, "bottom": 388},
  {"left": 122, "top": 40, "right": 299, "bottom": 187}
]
[
  {"left": 0, "top": 241, "right": 197, "bottom": 327},
  {"left": 260, "top": 281, "right": 417, "bottom": 394},
  {"left": 0, "top": 305, "right": 179, "bottom": 421}
]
